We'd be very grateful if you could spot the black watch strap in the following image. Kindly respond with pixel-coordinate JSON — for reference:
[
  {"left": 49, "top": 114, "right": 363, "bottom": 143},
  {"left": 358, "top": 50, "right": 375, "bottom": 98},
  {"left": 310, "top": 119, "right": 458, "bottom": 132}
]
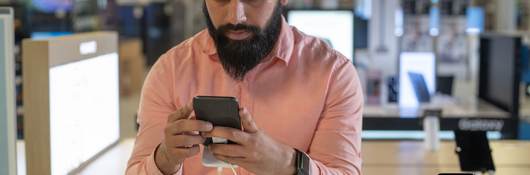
[{"left": 295, "top": 149, "right": 310, "bottom": 175}]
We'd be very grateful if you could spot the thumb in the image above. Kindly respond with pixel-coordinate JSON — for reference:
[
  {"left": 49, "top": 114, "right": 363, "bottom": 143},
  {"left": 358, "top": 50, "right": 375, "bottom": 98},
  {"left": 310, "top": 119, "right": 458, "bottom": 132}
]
[{"left": 240, "top": 108, "right": 258, "bottom": 133}]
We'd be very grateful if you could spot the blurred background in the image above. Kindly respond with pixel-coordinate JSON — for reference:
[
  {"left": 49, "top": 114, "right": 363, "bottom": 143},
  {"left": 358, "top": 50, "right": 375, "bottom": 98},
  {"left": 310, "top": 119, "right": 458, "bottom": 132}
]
[
  {"left": 2, "top": 0, "right": 528, "bottom": 140},
  {"left": 1, "top": 0, "right": 530, "bottom": 174}
]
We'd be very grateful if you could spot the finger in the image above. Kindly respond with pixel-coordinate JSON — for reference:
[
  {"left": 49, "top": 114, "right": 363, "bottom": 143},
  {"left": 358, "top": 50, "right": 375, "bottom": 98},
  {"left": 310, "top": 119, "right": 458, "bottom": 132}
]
[
  {"left": 240, "top": 108, "right": 258, "bottom": 133},
  {"left": 167, "top": 135, "right": 206, "bottom": 148},
  {"left": 209, "top": 144, "right": 248, "bottom": 158},
  {"left": 167, "top": 120, "right": 213, "bottom": 135},
  {"left": 168, "top": 104, "right": 193, "bottom": 123},
  {"left": 203, "top": 126, "right": 250, "bottom": 145},
  {"left": 168, "top": 144, "right": 201, "bottom": 158},
  {"left": 182, "top": 113, "right": 200, "bottom": 135},
  {"left": 183, "top": 131, "right": 200, "bottom": 136}
]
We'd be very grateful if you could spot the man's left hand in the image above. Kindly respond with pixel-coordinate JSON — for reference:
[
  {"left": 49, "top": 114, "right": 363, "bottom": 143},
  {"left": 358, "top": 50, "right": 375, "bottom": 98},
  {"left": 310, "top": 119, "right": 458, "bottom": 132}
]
[{"left": 203, "top": 108, "right": 296, "bottom": 175}]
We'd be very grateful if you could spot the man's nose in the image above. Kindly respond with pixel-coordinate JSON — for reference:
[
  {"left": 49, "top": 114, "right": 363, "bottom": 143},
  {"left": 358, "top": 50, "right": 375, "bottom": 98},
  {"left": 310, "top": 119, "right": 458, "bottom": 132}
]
[{"left": 225, "top": 0, "right": 247, "bottom": 25}]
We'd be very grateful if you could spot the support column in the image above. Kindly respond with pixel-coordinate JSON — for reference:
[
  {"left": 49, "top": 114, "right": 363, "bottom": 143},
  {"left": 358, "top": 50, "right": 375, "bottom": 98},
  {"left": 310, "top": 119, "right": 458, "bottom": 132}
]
[
  {"left": 495, "top": 0, "right": 517, "bottom": 32},
  {"left": 369, "top": 0, "right": 400, "bottom": 76}
]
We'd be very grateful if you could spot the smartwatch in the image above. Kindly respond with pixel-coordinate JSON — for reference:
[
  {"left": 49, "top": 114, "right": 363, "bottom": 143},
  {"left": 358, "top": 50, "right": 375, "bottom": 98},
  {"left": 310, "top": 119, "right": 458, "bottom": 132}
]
[{"left": 294, "top": 149, "right": 310, "bottom": 175}]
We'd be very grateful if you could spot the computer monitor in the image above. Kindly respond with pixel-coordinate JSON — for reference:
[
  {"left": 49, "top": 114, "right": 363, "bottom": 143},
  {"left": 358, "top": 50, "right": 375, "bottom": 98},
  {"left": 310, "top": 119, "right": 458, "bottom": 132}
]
[
  {"left": 286, "top": 9, "right": 354, "bottom": 62},
  {"left": 478, "top": 34, "right": 521, "bottom": 115},
  {"left": 399, "top": 52, "right": 436, "bottom": 108},
  {"left": 0, "top": 7, "right": 16, "bottom": 175},
  {"left": 23, "top": 32, "right": 120, "bottom": 175}
]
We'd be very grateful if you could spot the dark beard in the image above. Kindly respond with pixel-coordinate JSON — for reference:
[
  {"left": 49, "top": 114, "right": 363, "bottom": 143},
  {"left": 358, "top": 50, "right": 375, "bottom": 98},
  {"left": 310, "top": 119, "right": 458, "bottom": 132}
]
[{"left": 203, "top": 1, "right": 283, "bottom": 80}]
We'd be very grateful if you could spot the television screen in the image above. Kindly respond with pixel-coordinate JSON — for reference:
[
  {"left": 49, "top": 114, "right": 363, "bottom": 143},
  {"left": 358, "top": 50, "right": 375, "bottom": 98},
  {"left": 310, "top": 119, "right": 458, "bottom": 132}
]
[
  {"left": 287, "top": 10, "right": 354, "bottom": 61},
  {"left": 49, "top": 53, "right": 120, "bottom": 175},
  {"left": 479, "top": 34, "right": 521, "bottom": 114}
]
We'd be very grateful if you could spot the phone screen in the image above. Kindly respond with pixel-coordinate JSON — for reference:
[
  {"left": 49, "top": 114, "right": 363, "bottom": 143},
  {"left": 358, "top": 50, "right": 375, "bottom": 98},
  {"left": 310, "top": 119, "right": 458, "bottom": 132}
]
[{"left": 193, "top": 96, "right": 241, "bottom": 144}]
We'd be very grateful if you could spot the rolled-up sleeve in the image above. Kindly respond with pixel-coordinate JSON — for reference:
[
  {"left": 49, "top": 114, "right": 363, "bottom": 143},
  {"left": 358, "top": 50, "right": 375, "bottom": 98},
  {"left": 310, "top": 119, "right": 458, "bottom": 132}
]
[
  {"left": 307, "top": 59, "right": 363, "bottom": 175},
  {"left": 126, "top": 54, "right": 182, "bottom": 175}
]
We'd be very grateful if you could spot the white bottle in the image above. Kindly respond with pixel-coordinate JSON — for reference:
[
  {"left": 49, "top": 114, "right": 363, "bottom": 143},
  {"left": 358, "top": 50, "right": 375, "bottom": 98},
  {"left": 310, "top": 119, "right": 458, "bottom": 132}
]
[{"left": 424, "top": 115, "right": 440, "bottom": 151}]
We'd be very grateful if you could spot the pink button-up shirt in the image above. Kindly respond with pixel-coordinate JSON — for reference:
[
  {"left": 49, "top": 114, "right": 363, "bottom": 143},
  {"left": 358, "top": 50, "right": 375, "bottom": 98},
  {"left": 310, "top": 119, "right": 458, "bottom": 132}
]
[{"left": 126, "top": 18, "right": 363, "bottom": 175}]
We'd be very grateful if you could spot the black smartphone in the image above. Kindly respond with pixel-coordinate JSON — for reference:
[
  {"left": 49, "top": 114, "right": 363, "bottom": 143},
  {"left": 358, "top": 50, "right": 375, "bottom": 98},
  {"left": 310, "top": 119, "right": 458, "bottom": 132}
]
[
  {"left": 193, "top": 96, "right": 241, "bottom": 145},
  {"left": 454, "top": 131, "right": 495, "bottom": 172}
]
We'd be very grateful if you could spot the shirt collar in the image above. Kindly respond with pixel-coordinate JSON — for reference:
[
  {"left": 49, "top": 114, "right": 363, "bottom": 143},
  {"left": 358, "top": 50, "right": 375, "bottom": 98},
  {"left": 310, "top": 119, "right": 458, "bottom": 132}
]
[{"left": 201, "top": 16, "right": 294, "bottom": 65}]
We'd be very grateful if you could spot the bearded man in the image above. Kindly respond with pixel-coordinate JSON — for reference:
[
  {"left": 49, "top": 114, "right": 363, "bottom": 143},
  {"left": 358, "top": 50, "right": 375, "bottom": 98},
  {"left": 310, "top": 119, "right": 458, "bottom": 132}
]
[{"left": 126, "top": 0, "right": 363, "bottom": 174}]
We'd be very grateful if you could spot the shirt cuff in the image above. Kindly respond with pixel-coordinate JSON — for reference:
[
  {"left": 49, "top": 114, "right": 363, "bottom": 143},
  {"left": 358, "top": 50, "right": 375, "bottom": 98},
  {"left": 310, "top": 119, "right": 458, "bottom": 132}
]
[{"left": 309, "top": 159, "right": 319, "bottom": 175}]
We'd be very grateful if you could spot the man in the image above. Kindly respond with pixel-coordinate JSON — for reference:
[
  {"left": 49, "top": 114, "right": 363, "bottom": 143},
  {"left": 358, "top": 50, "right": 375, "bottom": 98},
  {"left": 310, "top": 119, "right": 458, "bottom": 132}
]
[{"left": 126, "top": 0, "right": 363, "bottom": 174}]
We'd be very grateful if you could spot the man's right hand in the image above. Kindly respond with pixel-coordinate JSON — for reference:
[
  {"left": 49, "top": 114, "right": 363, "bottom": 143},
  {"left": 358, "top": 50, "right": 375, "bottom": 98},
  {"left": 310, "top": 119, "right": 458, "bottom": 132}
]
[{"left": 155, "top": 105, "right": 213, "bottom": 174}]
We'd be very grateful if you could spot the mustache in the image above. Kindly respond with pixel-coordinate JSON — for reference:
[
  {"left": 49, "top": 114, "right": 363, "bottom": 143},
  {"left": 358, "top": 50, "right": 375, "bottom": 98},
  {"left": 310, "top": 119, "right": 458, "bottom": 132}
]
[{"left": 217, "top": 23, "right": 261, "bottom": 36}]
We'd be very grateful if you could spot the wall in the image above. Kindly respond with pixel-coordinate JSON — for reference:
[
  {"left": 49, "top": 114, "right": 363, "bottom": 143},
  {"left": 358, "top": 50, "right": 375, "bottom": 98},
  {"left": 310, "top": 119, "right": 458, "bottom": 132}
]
[{"left": 0, "top": 8, "right": 16, "bottom": 175}]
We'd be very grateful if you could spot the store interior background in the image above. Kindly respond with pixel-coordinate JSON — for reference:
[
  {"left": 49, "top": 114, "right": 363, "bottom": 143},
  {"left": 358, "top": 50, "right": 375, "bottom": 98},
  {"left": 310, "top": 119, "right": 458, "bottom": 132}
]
[{"left": 2, "top": 0, "right": 530, "bottom": 174}]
